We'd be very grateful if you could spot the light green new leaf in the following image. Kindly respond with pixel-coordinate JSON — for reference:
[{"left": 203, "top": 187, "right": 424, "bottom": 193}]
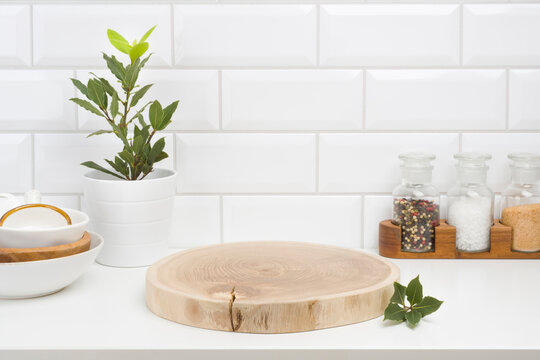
[
  {"left": 383, "top": 303, "right": 406, "bottom": 323},
  {"left": 110, "top": 91, "right": 119, "bottom": 118},
  {"left": 148, "top": 100, "right": 163, "bottom": 130},
  {"left": 414, "top": 296, "right": 443, "bottom": 318},
  {"left": 129, "top": 42, "right": 149, "bottom": 63},
  {"left": 70, "top": 98, "right": 104, "bottom": 117},
  {"left": 70, "top": 78, "right": 88, "bottom": 97},
  {"left": 87, "top": 129, "right": 113, "bottom": 138},
  {"left": 107, "top": 29, "right": 131, "bottom": 54},
  {"left": 81, "top": 161, "right": 125, "bottom": 180},
  {"left": 139, "top": 25, "right": 156, "bottom": 43},
  {"left": 406, "top": 275, "right": 423, "bottom": 306},
  {"left": 390, "top": 281, "right": 407, "bottom": 306},
  {"left": 130, "top": 84, "right": 153, "bottom": 108},
  {"left": 405, "top": 309, "right": 422, "bottom": 327}
]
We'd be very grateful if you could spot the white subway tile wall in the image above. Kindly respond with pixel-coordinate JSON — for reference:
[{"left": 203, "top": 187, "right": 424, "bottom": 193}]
[{"left": 0, "top": 1, "right": 539, "bottom": 249}]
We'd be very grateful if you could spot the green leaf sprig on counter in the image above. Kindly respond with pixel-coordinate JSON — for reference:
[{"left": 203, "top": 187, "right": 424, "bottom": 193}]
[
  {"left": 383, "top": 275, "right": 443, "bottom": 327},
  {"left": 70, "top": 26, "right": 179, "bottom": 180}
]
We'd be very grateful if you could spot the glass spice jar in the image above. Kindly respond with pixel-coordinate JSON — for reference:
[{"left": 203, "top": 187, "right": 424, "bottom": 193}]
[
  {"left": 501, "top": 153, "right": 540, "bottom": 252},
  {"left": 392, "top": 153, "right": 440, "bottom": 253},
  {"left": 447, "top": 153, "right": 494, "bottom": 253}
]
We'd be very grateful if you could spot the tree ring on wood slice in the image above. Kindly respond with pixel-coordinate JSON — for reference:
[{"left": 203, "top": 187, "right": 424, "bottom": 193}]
[{"left": 146, "top": 241, "right": 400, "bottom": 334}]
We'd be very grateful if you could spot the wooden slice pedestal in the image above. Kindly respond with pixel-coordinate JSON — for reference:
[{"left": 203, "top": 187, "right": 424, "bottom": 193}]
[
  {"left": 379, "top": 219, "right": 540, "bottom": 259},
  {"left": 146, "top": 241, "right": 400, "bottom": 334}
]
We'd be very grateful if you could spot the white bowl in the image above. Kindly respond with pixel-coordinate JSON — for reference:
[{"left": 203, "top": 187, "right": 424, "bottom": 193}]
[
  {"left": 0, "top": 231, "right": 103, "bottom": 299},
  {"left": 0, "top": 208, "right": 89, "bottom": 248}
]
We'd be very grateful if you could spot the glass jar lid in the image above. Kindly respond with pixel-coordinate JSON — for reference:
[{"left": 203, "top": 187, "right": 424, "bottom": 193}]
[
  {"left": 398, "top": 153, "right": 435, "bottom": 169},
  {"left": 454, "top": 152, "right": 491, "bottom": 168},
  {"left": 508, "top": 153, "right": 540, "bottom": 169}
]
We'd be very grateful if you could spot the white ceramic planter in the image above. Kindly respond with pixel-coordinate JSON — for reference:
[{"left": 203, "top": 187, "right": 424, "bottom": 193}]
[{"left": 83, "top": 168, "right": 177, "bottom": 267}]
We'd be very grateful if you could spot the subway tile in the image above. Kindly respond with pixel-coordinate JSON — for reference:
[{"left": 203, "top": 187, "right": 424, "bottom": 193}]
[
  {"left": 76, "top": 70, "right": 219, "bottom": 130},
  {"left": 509, "top": 70, "right": 540, "bottom": 130},
  {"left": 320, "top": 5, "right": 459, "bottom": 66},
  {"left": 0, "top": 134, "right": 32, "bottom": 193},
  {"left": 363, "top": 195, "right": 448, "bottom": 249},
  {"left": 174, "top": 5, "right": 316, "bottom": 66},
  {"left": 319, "top": 133, "right": 459, "bottom": 193},
  {"left": 223, "top": 196, "right": 362, "bottom": 247},
  {"left": 0, "top": 5, "right": 30, "bottom": 66},
  {"left": 365, "top": 70, "right": 506, "bottom": 130},
  {"left": 176, "top": 134, "right": 316, "bottom": 193},
  {"left": 33, "top": 5, "right": 171, "bottom": 66},
  {"left": 222, "top": 70, "right": 363, "bottom": 130},
  {"left": 170, "top": 196, "right": 221, "bottom": 248},
  {"left": 462, "top": 133, "right": 540, "bottom": 192},
  {"left": 0, "top": 70, "right": 76, "bottom": 130},
  {"left": 463, "top": 5, "right": 540, "bottom": 66},
  {"left": 35, "top": 134, "right": 174, "bottom": 193}
]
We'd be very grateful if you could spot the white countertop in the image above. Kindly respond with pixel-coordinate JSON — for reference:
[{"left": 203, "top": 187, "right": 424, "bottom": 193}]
[{"left": 1, "top": 249, "right": 539, "bottom": 360}]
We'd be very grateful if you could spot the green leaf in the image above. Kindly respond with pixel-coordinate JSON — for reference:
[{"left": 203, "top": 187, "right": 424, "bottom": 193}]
[
  {"left": 87, "top": 129, "right": 113, "bottom": 138},
  {"left": 383, "top": 303, "right": 406, "bottom": 322},
  {"left": 132, "top": 135, "right": 143, "bottom": 155},
  {"left": 102, "top": 53, "right": 126, "bottom": 82},
  {"left": 118, "top": 150, "right": 134, "bottom": 166},
  {"left": 148, "top": 100, "right": 163, "bottom": 130},
  {"left": 107, "top": 29, "right": 131, "bottom": 54},
  {"left": 124, "top": 58, "right": 141, "bottom": 90},
  {"left": 81, "top": 161, "right": 125, "bottom": 180},
  {"left": 129, "top": 42, "right": 149, "bottom": 63},
  {"left": 139, "top": 54, "right": 152, "bottom": 68},
  {"left": 390, "top": 282, "right": 407, "bottom": 306},
  {"left": 105, "top": 159, "right": 127, "bottom": 177},
  {"left": 110, "top": 91, "right": 119, "bottom": 118},
  {"left": 414, "top": 296, "right": 443, "bottom": 318},
  {"left": 110, "top": 123, "right": 130, "bottom": 149},
  {"left": 139, "top": 25, "right": 156, "bottom": 43},
  {"left": 71, "top": 78, "right": 88, "bottom": 97},
  {"left": 148, "top": 137, "right": 166, "bottom": 164},
  {"left": 91, "top": 75, "right": 116, "bottom": 97},
  {"left": 158, "top": 100, "right": 179, "bottom": 130},
  {"left": 406, "top": 275, "right": 423, "bottom": 306},
  {"left": 153, "top": 151, "right": 168, "bottom": 164},
  {"left": 405, "top": 309, "right": 422, "bottom": 327},
  {"left": 70, "top": 98, "right": 104, "bottom": 117},
  {"left": 130, "top": 84, "right": 153, "bottom": 108},
  {"left": 87, "top": 79, "right": 107, "bottom": 110}
]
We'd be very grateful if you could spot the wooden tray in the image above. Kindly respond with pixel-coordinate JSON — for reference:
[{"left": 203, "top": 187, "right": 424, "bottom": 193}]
[
  {"left": 0, "top": 232, "right": 91, "bottom": 263},
  {"left": 379, "top": 219, "right": 540, "bottom": 259},
  {"left": 146, "top": 241, "right": 400, "bottom": 334}
]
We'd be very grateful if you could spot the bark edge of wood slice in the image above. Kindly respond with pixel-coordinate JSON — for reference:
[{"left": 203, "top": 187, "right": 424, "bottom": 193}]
[{"left": 146, "top": 241, "right": 400, "bottom": 334}]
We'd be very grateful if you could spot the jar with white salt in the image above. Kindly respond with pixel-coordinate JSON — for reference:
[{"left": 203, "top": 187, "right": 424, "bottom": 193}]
[{"left": 447, "top": 153, "right": 494, "bottom": 252}]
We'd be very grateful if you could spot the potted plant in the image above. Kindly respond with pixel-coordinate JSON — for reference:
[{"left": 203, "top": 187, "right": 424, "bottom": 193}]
[{"left": 70, "top": 26, "right": 178, "bottom": 267}]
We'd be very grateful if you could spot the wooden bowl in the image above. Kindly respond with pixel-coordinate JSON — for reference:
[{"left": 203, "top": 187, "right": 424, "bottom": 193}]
[{"left": 0, "top": 232, "right": 91, "bottom": 263}]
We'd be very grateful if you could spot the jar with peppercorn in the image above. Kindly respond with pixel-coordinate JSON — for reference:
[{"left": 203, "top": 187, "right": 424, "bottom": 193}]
[
  {"left": 447, "top": 153, "right": 494, "bottom": 253},
  {"left": 392, "top": 153, "right": 440, "bottom": 252}
]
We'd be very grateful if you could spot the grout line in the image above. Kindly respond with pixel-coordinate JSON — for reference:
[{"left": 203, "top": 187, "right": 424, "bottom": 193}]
[
  {"left": 505, "top": 68, "right": 510, "bottom": 130},
  {"left": 16, "top": 65, "right": 540, "bottom": 70},
  {"left": 30, "top": 133, "right": 36, "bottom": 189},
  {"left": 29, "top": 4, "right": 34, "bottom": 67},
  {"left": 219, "top": 195, "right": 224, "bottom": 244},
  {"left": 359, "top": 195, "right": 365, "bottom": 248},
  {"left": 315, "top": 4, "right": 320, "bottom": 67},
  {"left": 170, "top": 3, "right": 176, "bottom": 66},
  {"left": 315, "top": 133, "right": 319, "bottom": 192},
  {"left": 218, "top": 70, "right": 223, "bottom": 130},
  {"left": 362, "top": 69, "right": 367, "bottom": 130},
  {"left": 459, "top": 4, "right": 463, "bottom": 67}
]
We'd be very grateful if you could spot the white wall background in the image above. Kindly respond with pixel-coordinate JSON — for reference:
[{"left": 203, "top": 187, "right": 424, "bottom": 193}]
[{"left": 1, "top": 0, "right": 539, "bottom": 249}]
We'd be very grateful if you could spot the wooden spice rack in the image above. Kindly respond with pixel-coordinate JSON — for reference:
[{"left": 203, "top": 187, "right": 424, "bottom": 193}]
[{"left": 379, "top": 219, "right": 540, "bottom": 259}]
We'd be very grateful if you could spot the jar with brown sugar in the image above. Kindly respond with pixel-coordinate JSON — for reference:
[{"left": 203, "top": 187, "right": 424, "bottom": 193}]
[{"left": 501, "top": 153, "right": 540, "bottom": 252}]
